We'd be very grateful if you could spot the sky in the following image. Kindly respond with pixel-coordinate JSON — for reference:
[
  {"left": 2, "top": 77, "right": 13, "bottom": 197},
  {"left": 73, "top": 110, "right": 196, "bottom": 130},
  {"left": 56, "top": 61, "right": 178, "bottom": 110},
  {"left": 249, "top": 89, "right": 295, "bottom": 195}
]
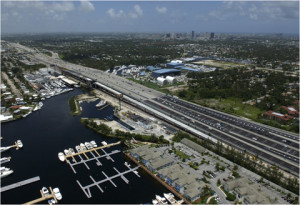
[{"left": 1, "top": 1, "right": 299, "bottom": 34}]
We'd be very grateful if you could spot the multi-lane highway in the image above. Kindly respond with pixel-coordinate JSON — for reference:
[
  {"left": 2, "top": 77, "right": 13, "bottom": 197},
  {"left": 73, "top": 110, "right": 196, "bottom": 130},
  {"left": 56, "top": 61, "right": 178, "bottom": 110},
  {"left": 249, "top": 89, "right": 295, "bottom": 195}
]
[
  {"left": 144, "top": 96, "right": 299, "bottom": 174},
  {"left": 9, "top": 42, "right": 300, "bottom": 176}
]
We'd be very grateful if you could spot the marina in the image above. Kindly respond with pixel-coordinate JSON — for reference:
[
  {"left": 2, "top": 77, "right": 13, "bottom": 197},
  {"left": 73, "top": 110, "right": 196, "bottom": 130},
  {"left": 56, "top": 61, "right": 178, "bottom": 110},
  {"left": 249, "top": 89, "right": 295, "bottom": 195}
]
[
  {"left": 23, "top": 186, "right": 62, "bottom": 205},
  {"left": 1, "top": 176, "right": 40, "bottom": 193},
  {"left": 1, "top": 88, "right": 171, "bottom": 204},
  {"left": 76, "top": 162, "right": 140, "bottom": 198}
]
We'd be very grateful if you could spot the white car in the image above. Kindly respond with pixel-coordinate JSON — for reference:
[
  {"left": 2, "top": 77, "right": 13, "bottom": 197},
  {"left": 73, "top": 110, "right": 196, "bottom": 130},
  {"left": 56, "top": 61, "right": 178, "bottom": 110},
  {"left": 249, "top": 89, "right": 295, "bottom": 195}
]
[{"left": 53, "top": 188, "right": 62, "bottom": 200}]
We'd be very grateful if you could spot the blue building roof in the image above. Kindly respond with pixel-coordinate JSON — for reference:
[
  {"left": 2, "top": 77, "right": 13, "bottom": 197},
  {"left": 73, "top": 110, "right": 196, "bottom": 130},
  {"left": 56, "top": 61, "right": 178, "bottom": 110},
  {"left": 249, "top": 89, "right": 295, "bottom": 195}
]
[
  {"left": 152, "top": 69, "right": 180, "bottom": 74},
  {"left": 166, "top": 62, "right": 184, "bottom": 68},
  {"left": 147, "top": 66, "right": 161, "bottom": 71},
  {"left": 140, "top": 71, "right": 146, "bottom": 76},
  {"left": 176, "top": 66, "right": 200, "bottom": 72}
]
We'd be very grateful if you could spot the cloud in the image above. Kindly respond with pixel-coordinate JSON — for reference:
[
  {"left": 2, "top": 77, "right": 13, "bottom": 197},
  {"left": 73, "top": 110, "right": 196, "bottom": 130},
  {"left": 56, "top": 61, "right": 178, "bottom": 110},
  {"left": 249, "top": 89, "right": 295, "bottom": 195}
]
[
  {"left": 79, "top": 1, "right": 95, "bottom": 12},
  {"left": 156, "top": 6, "right": 167, "bottom": 14},
  {"left": 107, "top": 8, "right": 125, "bottom": 19},
  {"left": 208, "top": 1, "right": 299, "bottom": 21},
  {"left": 129, "top": 5, "right": 143, "bottom": 19},
  {"left": 107, "top": 5, "right": 143, "bottom": 20}
]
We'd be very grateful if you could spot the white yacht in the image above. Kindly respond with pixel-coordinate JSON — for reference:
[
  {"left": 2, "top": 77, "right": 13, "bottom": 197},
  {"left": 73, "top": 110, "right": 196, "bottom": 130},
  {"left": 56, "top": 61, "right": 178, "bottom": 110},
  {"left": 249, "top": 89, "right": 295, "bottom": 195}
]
[
  {"left": 39, "top": 102, "right": 44, "bottom": 109},
  {"left": 0, "top": 157, "right": 11, "bottom": 164},
  {"left": 63, "top": 149, "right": 70, "bottom": 156},
  {"left": 152, "top": 199, "right": 159, "bottom": 205},
  {"left": 69, "top": 148, "right": 75, "bottom": 155},
  {"left": 96, "top": 100, "right": 107, "bottom": 108},
  {"left": 17, "top": 140, "right": 23, "bottom": 148},
  {"left": 53, "top": 187, "right": 62, "bottom": 200},
  {"left": 0, "top": 146, "right": 11, "bottom": 153},
  {"left": 90, "top": 140, "right": 97, "bottom": 148},
  {"left": 80, "top": 143, "right": 87, "bottom": 151},
  {"left": 156, "top": 195, "right": 168, "bottom": 204},
  {"left": 101, "top": 141, "right": 108, "bottom": 146},
  {"left": 163, "top": 193, "right": 177, "bottom": 204},
  {"left": 75, "top": 145, "right": 81, "bottom": 153},
  {"left": 84, "top": 142, "right": 93, "bottom": 150},
  {"left": 0, "top": 168, "right": 13, "bottom": 178},
  {"left": 48, "top": 199, "right": 56, "bottom": 205},
  {"left": 58, "top": 152, "right": 65, "bottom": 162},
  {"left": 42, "top": 187, "right": 49, "bottom": 196}
]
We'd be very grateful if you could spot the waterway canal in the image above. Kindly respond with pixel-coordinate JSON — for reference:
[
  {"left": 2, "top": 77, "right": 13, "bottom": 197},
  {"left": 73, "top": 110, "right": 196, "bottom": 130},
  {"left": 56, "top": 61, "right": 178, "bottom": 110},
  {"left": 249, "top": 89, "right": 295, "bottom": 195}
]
[{"left": 1, "top": 88, "right": 169, "bottom": 204}]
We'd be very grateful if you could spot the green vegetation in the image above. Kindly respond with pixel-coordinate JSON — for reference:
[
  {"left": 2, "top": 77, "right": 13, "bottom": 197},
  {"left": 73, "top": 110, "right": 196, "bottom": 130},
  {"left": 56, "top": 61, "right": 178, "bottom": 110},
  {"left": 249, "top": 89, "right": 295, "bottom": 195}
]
[
  {"left": 175, "top": 149, "right": 190, "bottom": 160},
  {"left": 232, "top": 171, "right": 240, "bottom": 178},
  {"left": 189, "top": 162, "right": 199, "bottom": 170},
  {"left": 226, "top": 192, "right": 236, "bottom": 201},
  {"left": 128, "top": 78, "right": 184, "bottom": 92},
  {"left": 68, "top": 96, "right": 81, "bottom": 116},
  {"left": 81, "top": 118, "right": 169, "bottom": 144}
]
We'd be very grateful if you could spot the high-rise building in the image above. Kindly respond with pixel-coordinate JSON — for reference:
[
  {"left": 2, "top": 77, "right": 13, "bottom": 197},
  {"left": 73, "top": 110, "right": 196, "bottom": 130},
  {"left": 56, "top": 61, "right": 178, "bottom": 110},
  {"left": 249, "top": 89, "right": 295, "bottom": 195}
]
[
  {"left": 210, "top": 32, "right": 215, "bottom": 39},
  {"left": 191, "top": 30, "right": 195, "bottom": 39}
]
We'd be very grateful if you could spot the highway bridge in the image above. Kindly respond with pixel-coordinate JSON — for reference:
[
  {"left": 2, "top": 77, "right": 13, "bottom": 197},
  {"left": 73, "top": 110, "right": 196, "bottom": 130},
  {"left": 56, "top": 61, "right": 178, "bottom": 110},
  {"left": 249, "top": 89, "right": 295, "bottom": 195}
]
[{"left": 10, "top": 42, "right": 300, "bottom": 176}]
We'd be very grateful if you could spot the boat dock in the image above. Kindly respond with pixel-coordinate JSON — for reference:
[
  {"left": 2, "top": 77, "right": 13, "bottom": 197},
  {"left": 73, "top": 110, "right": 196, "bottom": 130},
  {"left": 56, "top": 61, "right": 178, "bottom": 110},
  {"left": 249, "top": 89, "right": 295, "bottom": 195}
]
[
  {"left": 66, "top": 150, "right": 121, "bottom": 174},
  {"left": 61, "top": 141, "right": 121, "bottom": 174},
  {"left": 1, "top": 176, "right": 40, "bottom": 193},
  {"left": 0, "top": 140, "right": 23, "bottom": 153},
  {"left": 23, "top": 187, "right": 58, "bottom": 205},
  {"left": 76, "top": 163, "right": 140, "bottom": 198}
]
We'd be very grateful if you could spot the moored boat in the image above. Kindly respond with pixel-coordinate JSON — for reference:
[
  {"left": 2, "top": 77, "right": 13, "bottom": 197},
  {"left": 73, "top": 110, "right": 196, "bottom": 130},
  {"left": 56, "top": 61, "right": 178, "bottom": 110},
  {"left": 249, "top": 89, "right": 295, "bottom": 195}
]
[{"left": 58, "top": 152, "right": 65, "bottom": 162}]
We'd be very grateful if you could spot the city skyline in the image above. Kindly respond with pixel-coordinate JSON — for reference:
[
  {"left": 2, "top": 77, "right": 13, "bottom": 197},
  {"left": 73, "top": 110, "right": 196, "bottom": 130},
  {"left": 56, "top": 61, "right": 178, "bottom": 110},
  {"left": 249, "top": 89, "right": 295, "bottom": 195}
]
[{"left": 1, "top": 1, "right": 299, "bottom": 34}]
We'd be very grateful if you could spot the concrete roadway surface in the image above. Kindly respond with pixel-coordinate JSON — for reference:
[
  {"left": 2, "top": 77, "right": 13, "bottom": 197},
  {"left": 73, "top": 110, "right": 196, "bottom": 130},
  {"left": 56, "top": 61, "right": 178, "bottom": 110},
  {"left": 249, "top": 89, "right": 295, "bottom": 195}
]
[
  {"left": 10, "top": 42, "right": 300, "bottom": 175},
  {"left": 144, "top": 99, "right": 299, "bottom": 175}
]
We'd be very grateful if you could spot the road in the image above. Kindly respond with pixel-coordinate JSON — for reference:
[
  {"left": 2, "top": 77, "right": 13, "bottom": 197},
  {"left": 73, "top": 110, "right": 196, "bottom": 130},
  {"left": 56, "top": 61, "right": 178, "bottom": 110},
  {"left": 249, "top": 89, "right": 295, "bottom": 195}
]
[{"left": 8, "top": 42, "right": 300, "bottom": 176}]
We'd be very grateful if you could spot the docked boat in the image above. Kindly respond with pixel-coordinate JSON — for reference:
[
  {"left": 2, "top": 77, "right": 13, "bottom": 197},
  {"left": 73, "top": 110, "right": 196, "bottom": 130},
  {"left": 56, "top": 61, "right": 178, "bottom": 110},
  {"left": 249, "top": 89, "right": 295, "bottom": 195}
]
[
  {"left": 80, "top": 143, "right": 87, "bottom": 151},
  {"left": 63, "top": 149, "right": 70, "bottom": 156},
  {"left": 96, "top": 100, "right": 106, "bottom": 108},
  {"left": 85, "top": 142, "right": 93, "bottom": 150},
  {"left": 33, "top": 105, "right": 39, "bottom": 111},
  {"left": 48, "top": 199, "right": 56, "bottom": 205},
  {"left": 0, "top": 157, "right": 11, "bottom": 164},
  {"left": 42, "top": 187, "right": 49, "bottom": 196},
  {"left": 0, "top": 146, "right": 11, "bottom": 153},
  {"left": 156, "top": 195, "right": 168, "bottom": 204},
  {"left": 53, "top": 187, "right": 62, "bottom": 200},
  {"left": 17, "top": 140, "right": 23, "bottom": 148},
  {"left": 101, "top": 141, "right": 108, "bottom": 146},
  {"left": 152, "top": 199, "right": 159, "bottom": 205},
  {"left": 58, "top": 152, "right": 65, "bottom": 162},
  {"left": 164, "top": 193, "right": 177, "bottom": 204},
  {"left": 90, "top": 140, "right": 97, "bottom": 148},
  {"left": 69, "top": 148, "right": 75, "bottom": 155},
  {"left": 39, "top": 102, "right": 43, "bottom": 109},
  {"left": 0, "top": 169, "right": 13, "bottom": 178},
  {"left": 75, "top": 145, "right": 81, "bottom": 153}
]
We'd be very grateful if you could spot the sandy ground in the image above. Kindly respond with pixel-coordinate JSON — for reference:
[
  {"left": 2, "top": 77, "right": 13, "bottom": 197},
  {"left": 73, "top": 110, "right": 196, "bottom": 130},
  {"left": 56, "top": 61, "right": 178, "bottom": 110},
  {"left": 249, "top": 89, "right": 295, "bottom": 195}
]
[{"left": 1, "top": 72, "right": 22, "bottom": 98}]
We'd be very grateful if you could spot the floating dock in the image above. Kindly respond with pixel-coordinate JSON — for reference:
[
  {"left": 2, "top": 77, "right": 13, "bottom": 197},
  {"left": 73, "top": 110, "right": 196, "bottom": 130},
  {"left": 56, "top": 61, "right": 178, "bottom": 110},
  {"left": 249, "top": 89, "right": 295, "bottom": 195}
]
[
  {"left": 76, "top": 162, "right": 140, "bottom": 198},
  {"left": 60, "top": 141, "right": 121, "bottom": 174},
  {"left": 67, "top": 150, "right": 121, "bottom": 174},
  {"left": 23, "top": 187, "right": 58, "bottom": 205},
  {"left": 1, "top": 176, "right": 40, "bottom": 192}
]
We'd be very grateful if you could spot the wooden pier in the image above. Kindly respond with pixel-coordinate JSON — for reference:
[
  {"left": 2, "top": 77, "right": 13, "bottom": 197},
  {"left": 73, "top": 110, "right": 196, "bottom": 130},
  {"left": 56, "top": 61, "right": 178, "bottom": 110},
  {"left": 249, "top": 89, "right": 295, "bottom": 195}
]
[
  {"left": 76, "top": 163, "right": 140, "bottom": 198},
  {"left": 64, "top": 141, "right": 121, "bottom": 160},
  {"left": 23, "top": 187, "right": 58, "bottom": 205},
  {"left": 1, "top": 176, "right": 40, "bottom": 193}
]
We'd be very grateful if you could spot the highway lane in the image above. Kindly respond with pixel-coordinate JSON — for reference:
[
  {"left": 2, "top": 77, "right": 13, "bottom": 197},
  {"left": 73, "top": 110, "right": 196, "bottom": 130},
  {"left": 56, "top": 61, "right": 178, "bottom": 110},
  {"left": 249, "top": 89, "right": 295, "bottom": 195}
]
[
  {"left": 10, "top": 42, "right": 299, "bottom": 174},
  {"left": 154, "top": 97, "right": 299, "bottom": 157},
  {"left": 144, "top": 100, "right": 299, "bottom": 174},
  {"left": 161, "top": 96, "right": 299, "bottom": 141}
]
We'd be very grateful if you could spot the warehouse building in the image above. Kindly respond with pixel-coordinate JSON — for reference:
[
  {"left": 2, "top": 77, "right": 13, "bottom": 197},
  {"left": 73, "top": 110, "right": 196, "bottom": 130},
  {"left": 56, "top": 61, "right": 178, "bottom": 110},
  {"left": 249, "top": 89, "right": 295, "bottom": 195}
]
[
  {"left": 166, "top": 62, "right": 184, "bottom": 68},
  {"left": 151, "top": 69, "right": 181, "bottom": 78}
]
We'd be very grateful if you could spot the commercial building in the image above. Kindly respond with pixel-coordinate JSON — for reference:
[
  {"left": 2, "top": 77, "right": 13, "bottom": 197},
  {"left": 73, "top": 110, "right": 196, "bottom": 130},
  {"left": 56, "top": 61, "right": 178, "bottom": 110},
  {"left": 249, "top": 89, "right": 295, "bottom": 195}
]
[
  {"left": 166, "top": 62, "right": 184, "bottom": 68},
  {"left": 151, "top": 69, "right": 181, "bottom": 78},
  {"left": 223, "top": 178, "right": 276, "bottom": 204}
]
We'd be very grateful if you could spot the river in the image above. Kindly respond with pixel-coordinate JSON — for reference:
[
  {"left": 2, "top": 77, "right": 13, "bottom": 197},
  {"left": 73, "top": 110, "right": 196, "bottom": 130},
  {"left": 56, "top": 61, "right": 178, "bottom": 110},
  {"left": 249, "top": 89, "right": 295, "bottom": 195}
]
[{"left": 1, "top": 88, "right": 169, "bottom": 204}]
